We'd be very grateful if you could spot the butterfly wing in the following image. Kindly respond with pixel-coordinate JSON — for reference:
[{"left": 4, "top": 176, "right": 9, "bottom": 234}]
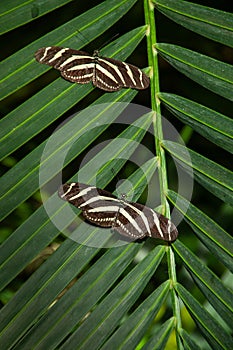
[
  {"left": 144, "top": 206, "right": 178, "bottom": 241},
  {"left": 111, "top": 202, "right": 147, "bottom": 240},
  {"left": 153, "top": 212, "right": 178, "bottom": 242},
  {"left": 94, "top": 56, "right": 150, "bottom": 91},
  {"left": 113, "top": 201, "right": 178, "bottom": 242},
  {"left": 35, "top": 46, "right": 94, "bottom": 84},
  {"left": 58, "top": 182, "right": 121, "bottom": 228}
]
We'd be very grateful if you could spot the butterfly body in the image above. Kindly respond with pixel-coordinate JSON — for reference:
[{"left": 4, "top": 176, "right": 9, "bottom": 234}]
[
  {"left": 35, "top": 46, "right": 150, "bottom": 91},
  {"left": 58, "top": 182, "right": 178, "bottom": 242}
]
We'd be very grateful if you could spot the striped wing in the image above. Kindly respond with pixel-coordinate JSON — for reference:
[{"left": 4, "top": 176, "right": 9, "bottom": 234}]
[
  {"left": 115, "top": 201, "right": 178, "bottom": 241},
  {"left": 93, "top": 56, "right": 150, "bottom": 91},
  {"left": 58, "top": 183, "right": 178, "bottom": 242},
  {"left": 35, "top": 46, "right": 94, "bottom": 84},
  {"left": 35, "top": 46, "right": 150, "bottom": 91},
  {"left": 58, "top": 182, "right": 121, "bottom": 228}
]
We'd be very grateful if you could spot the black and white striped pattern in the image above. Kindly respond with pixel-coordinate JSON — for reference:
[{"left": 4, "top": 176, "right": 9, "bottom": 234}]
[
  {"left": 35, "top": 46, "right": 150, "bottom": 91},
  {"left": 58, "top": 182, "right": 178, "bottom": 242}
]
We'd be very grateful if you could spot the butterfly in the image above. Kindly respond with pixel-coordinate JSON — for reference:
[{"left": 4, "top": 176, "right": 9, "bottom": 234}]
[
  {"left": 58, "top": 182, "right": 178, "bottom": 242},
  {"left": 35, "top": 46, "right": 150, "bottom": 91}
]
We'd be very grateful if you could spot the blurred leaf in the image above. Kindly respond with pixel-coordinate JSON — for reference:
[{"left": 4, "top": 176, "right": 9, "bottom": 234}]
[
  {"left": 141, "top": 318, "right": 175, "bottom": 350},
  {"left": 179, "top": 328, "right": 202, "bottom": 350}
]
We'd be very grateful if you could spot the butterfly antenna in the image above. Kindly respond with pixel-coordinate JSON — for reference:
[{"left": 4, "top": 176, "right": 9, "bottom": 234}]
[{"left": 97, "top": 33, "right": 119, "bottom": 52}]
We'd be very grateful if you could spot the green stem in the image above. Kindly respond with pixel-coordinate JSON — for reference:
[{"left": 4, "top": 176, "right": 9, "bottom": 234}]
[
  {"left": 167, "top": 246, "right": 183, "bottom": 349},
  {"left": 144, "top": 0, "right": 169, "bottom": 215},
  {"left": 144, "top": 1, "right": 183, "bottom": 348}
]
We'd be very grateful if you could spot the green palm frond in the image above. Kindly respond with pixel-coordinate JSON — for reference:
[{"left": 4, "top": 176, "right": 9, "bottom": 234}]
[{"left": 0, "top": 0, "right": 232, "bottom": 349}]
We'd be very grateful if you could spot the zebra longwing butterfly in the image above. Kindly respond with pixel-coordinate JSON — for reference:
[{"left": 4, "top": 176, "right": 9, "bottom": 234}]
[
  {"left": 35, "top": 46, "right": 150, "bottom": 91},
  {"left": 58, "top": 182, "right": 178, "bottom": 242}
]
